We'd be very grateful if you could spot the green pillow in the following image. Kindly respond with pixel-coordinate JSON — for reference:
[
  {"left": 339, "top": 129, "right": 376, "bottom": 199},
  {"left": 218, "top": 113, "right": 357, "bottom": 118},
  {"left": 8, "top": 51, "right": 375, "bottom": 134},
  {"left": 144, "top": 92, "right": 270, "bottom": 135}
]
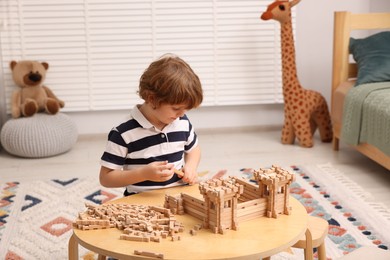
[{"left": 349, "top": 31, "right": 390, "bottom": 86}]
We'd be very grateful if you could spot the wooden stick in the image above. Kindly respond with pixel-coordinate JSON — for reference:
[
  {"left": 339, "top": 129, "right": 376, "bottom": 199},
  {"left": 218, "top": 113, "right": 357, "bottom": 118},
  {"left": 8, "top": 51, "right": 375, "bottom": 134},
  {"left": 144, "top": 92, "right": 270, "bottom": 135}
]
[
  {"left": 174, "top": 168, "right": 184, "bottom": 177},
  {"left": 134, "top": 250, "right": 164, "bottom": 259}
]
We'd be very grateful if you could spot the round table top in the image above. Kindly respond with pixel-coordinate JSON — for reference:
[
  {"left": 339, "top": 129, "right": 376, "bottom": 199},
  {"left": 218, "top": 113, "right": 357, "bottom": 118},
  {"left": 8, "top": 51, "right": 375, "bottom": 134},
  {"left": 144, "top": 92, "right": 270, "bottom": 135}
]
[{"left": 73, "top": 184, "right": 308, "bottom": 260}]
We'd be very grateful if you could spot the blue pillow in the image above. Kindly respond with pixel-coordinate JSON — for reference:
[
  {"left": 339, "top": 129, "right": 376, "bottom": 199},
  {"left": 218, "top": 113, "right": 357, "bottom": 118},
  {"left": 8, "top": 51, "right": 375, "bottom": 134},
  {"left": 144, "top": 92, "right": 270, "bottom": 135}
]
[{"left": 349, "top": 31, "right": 390, "bottom": 86}]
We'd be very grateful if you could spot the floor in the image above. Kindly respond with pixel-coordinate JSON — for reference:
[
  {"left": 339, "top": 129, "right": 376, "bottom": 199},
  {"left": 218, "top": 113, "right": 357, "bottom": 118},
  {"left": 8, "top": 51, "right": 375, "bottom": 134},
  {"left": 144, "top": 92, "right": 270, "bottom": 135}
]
[{"left": 1, "top": 126, "right": 390, "bottom": 209}]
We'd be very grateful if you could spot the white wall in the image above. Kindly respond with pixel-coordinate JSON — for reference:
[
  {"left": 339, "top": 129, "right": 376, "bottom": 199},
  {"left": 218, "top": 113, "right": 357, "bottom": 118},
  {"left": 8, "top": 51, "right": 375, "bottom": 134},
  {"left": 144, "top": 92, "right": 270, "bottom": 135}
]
[
  {"left": 70, "top": 0, "right": 389, "bottom": 135},
  {"left": 370, "top": 1, "right": 390, "bottom": 12},
  {"left": 296, "top": 0, "right": 373, "bottom": 105}
]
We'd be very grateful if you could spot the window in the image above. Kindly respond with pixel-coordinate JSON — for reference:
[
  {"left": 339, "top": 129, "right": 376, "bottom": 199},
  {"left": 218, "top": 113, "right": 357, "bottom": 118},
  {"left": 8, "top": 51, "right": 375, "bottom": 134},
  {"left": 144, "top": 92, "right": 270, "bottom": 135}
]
[{"left": 0, "top": 0, "right": 294, "bottom": 113}]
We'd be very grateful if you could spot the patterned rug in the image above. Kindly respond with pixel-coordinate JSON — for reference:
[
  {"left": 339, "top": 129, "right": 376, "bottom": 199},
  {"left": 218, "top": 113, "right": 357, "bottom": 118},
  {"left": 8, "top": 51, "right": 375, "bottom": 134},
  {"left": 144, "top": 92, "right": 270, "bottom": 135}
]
[{"left": 0, "top": 163, "right": 389, "bottom": 260}]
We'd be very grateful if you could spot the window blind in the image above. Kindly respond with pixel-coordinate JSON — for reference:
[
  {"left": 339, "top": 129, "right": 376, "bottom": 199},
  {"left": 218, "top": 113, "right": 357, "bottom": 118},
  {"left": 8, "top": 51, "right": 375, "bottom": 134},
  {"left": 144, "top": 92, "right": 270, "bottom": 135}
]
[{"left": 0, "top": 0, "right": 295, "bottom": 113}]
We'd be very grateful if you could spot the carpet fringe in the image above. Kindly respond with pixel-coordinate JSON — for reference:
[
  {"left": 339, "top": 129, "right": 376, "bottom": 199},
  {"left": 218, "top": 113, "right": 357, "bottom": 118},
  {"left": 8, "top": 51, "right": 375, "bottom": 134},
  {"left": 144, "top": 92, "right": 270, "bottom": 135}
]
[
  {"left": 316, "top": 163, "right": 390, "bottom": 215},
  {"left": 313, "top": 163, "right": 390, "bottom": 242},
  {"left": 316, "top": 163, "right": 373, "bottom": 198}
]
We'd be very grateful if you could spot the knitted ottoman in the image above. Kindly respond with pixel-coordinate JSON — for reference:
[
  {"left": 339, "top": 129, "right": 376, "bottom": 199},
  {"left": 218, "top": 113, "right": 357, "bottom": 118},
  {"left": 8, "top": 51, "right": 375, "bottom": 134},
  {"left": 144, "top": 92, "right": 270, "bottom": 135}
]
[{"left": 0, "top": 113, "right": 78, "bottom": 158}]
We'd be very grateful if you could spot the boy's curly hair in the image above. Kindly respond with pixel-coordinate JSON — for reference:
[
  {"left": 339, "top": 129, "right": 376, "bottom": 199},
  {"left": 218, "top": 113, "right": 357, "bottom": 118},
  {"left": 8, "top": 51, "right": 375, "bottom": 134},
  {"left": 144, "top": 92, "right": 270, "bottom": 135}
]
[{"left": 139, "top": 54, "right": 203, "bottom": 109}]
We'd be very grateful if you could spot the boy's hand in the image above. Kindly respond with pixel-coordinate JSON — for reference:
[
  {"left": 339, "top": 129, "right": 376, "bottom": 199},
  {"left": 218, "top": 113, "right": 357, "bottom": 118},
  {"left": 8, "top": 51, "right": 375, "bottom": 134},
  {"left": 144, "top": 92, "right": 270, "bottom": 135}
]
[
  {"left": 144, "top": 161, "right": 174, "bottom": 182},
  {"left": 180, "top": 166, "right": 198, "bottom": 185}
]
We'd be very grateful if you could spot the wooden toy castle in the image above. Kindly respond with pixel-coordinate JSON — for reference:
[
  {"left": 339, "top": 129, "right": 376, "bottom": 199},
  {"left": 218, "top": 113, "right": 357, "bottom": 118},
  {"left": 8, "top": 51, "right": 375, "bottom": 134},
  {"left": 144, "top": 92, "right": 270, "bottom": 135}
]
[
  {"left": 164, "top": 165, "right": 295, "bottom": 234},
  {"left": 73, "top": 165, "right": 295, "bottom": 241}
]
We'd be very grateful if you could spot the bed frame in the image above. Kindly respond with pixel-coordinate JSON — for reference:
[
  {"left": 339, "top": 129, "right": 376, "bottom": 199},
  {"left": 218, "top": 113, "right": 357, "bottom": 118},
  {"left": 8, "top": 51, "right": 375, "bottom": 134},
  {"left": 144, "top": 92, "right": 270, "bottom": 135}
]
[{"left": 331, "top": 11, "right": 390, "bottom": 170}]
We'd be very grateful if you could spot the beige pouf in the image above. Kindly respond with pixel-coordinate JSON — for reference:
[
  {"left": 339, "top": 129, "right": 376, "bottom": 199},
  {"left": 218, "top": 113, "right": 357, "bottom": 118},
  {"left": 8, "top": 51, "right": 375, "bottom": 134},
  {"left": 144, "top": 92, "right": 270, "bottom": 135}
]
[{"left": 0, "top": 113, "right": 78, "bottom": 158}]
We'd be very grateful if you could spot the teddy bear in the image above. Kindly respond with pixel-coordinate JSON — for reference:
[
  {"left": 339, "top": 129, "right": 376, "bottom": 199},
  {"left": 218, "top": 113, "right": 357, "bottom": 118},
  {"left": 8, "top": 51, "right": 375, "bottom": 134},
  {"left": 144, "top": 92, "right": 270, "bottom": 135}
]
[{"left": 10, "top": 60, "right": 65, "bottom": 118}]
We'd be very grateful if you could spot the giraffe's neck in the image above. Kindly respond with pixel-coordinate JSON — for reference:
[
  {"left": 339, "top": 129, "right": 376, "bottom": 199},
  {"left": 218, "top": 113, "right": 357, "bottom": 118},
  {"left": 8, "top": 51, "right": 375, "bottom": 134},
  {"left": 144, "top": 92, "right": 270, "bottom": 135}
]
[{"left": 280, "top": 20, "right": 300, "bottom": 95}]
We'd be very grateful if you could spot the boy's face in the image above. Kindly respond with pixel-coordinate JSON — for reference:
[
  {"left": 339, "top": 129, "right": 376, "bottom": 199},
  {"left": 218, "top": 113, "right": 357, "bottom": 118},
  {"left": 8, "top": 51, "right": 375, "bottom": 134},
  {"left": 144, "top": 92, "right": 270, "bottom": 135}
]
[{"left": 154, "top": 103, "right": 188, "bottom": 125}]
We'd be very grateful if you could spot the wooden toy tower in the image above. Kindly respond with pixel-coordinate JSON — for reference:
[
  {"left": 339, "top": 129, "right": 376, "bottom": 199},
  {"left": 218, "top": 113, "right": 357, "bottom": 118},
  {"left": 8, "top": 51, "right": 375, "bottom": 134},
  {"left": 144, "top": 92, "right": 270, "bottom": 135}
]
[
  {"left": 253, "top": 165, "right": 295, "bottom": 218},
  {"left": 198, "top": 177, "right": 244, "bottom": 234}
]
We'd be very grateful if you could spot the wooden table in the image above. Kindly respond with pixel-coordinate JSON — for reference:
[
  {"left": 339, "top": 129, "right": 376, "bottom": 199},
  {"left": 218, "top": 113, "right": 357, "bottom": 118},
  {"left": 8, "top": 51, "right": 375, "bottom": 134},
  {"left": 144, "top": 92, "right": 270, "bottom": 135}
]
[{"left": 69, "top": 184, "right": 308, "bottom": 260}]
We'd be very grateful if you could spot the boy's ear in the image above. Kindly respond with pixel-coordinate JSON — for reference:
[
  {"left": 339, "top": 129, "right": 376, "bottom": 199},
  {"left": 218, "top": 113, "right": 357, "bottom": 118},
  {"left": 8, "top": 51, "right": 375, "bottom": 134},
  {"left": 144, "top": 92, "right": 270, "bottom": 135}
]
[{"left": 146, "top": 93, "right": 158, "bottom": 109}]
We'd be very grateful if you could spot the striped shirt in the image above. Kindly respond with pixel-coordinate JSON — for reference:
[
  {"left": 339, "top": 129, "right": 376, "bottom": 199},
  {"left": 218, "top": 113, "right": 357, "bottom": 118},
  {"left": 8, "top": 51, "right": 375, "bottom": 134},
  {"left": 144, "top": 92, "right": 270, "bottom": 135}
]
[{"left": 100, "top": 105, "right": 198, "bottom": 193}]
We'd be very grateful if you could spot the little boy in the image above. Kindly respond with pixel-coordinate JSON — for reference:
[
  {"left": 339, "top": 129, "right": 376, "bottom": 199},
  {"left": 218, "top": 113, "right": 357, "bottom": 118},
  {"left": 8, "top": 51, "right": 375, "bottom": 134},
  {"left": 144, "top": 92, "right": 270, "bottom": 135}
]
[{"left": 99, "top": 54, "right": 203, "bottom": 196}]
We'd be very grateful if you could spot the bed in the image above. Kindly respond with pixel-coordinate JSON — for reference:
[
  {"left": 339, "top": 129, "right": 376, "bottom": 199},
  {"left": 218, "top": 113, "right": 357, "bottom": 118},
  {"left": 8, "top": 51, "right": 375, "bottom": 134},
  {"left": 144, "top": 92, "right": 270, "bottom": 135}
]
[{"left": 331, "top": 11, "right": 390, "bottom": 170}]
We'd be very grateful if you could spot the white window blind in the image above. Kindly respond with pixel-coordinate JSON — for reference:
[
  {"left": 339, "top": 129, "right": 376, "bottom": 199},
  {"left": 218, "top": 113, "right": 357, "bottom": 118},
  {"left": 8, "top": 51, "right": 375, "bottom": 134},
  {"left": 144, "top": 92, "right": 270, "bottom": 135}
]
[{"left": 0, "top": 0, "right": 294, "bottom": 113}]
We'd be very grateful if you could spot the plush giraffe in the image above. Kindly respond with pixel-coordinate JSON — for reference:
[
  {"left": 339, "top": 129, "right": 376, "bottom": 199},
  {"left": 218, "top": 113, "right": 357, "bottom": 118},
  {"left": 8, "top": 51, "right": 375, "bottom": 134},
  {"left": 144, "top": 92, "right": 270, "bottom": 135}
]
[{"left": 261, "top": 0, "right": 332, "bottom": 147}]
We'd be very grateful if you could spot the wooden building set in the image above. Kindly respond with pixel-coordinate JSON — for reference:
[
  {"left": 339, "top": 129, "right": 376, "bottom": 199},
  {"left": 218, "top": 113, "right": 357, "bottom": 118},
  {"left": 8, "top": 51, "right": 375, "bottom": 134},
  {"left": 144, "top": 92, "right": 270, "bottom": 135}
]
[
  {"left": 73, "top": 165, "right": 295, "bottom": 242},
  {"left": 164, "top": 165, "right": 295, "bottom": 234},
  {"left": 73, "top": 203, "right": 184, "bottom": 243}
]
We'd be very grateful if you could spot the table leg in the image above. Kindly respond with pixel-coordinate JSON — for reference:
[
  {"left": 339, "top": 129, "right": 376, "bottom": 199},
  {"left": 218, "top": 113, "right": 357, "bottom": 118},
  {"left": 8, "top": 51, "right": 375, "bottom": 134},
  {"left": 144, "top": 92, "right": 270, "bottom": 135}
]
[
  {"left": 263, "top": 257, "right": 271, "bottom": 260},
  {"left": 304, "top": 229, "right": 314, "bottom": 260},
  {"left": 68, "top": 233, "right": 78, "bottom": 260},
  {"left": 317, "top": 243, "right": 326, "bottom": 260}
]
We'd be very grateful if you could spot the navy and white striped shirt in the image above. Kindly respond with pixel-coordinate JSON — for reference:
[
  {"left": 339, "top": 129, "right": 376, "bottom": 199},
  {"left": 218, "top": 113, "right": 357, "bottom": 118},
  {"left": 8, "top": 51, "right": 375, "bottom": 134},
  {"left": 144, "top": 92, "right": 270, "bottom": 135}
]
[{"left": 100, "top": 105, "right": 198, "bottom": 193}]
